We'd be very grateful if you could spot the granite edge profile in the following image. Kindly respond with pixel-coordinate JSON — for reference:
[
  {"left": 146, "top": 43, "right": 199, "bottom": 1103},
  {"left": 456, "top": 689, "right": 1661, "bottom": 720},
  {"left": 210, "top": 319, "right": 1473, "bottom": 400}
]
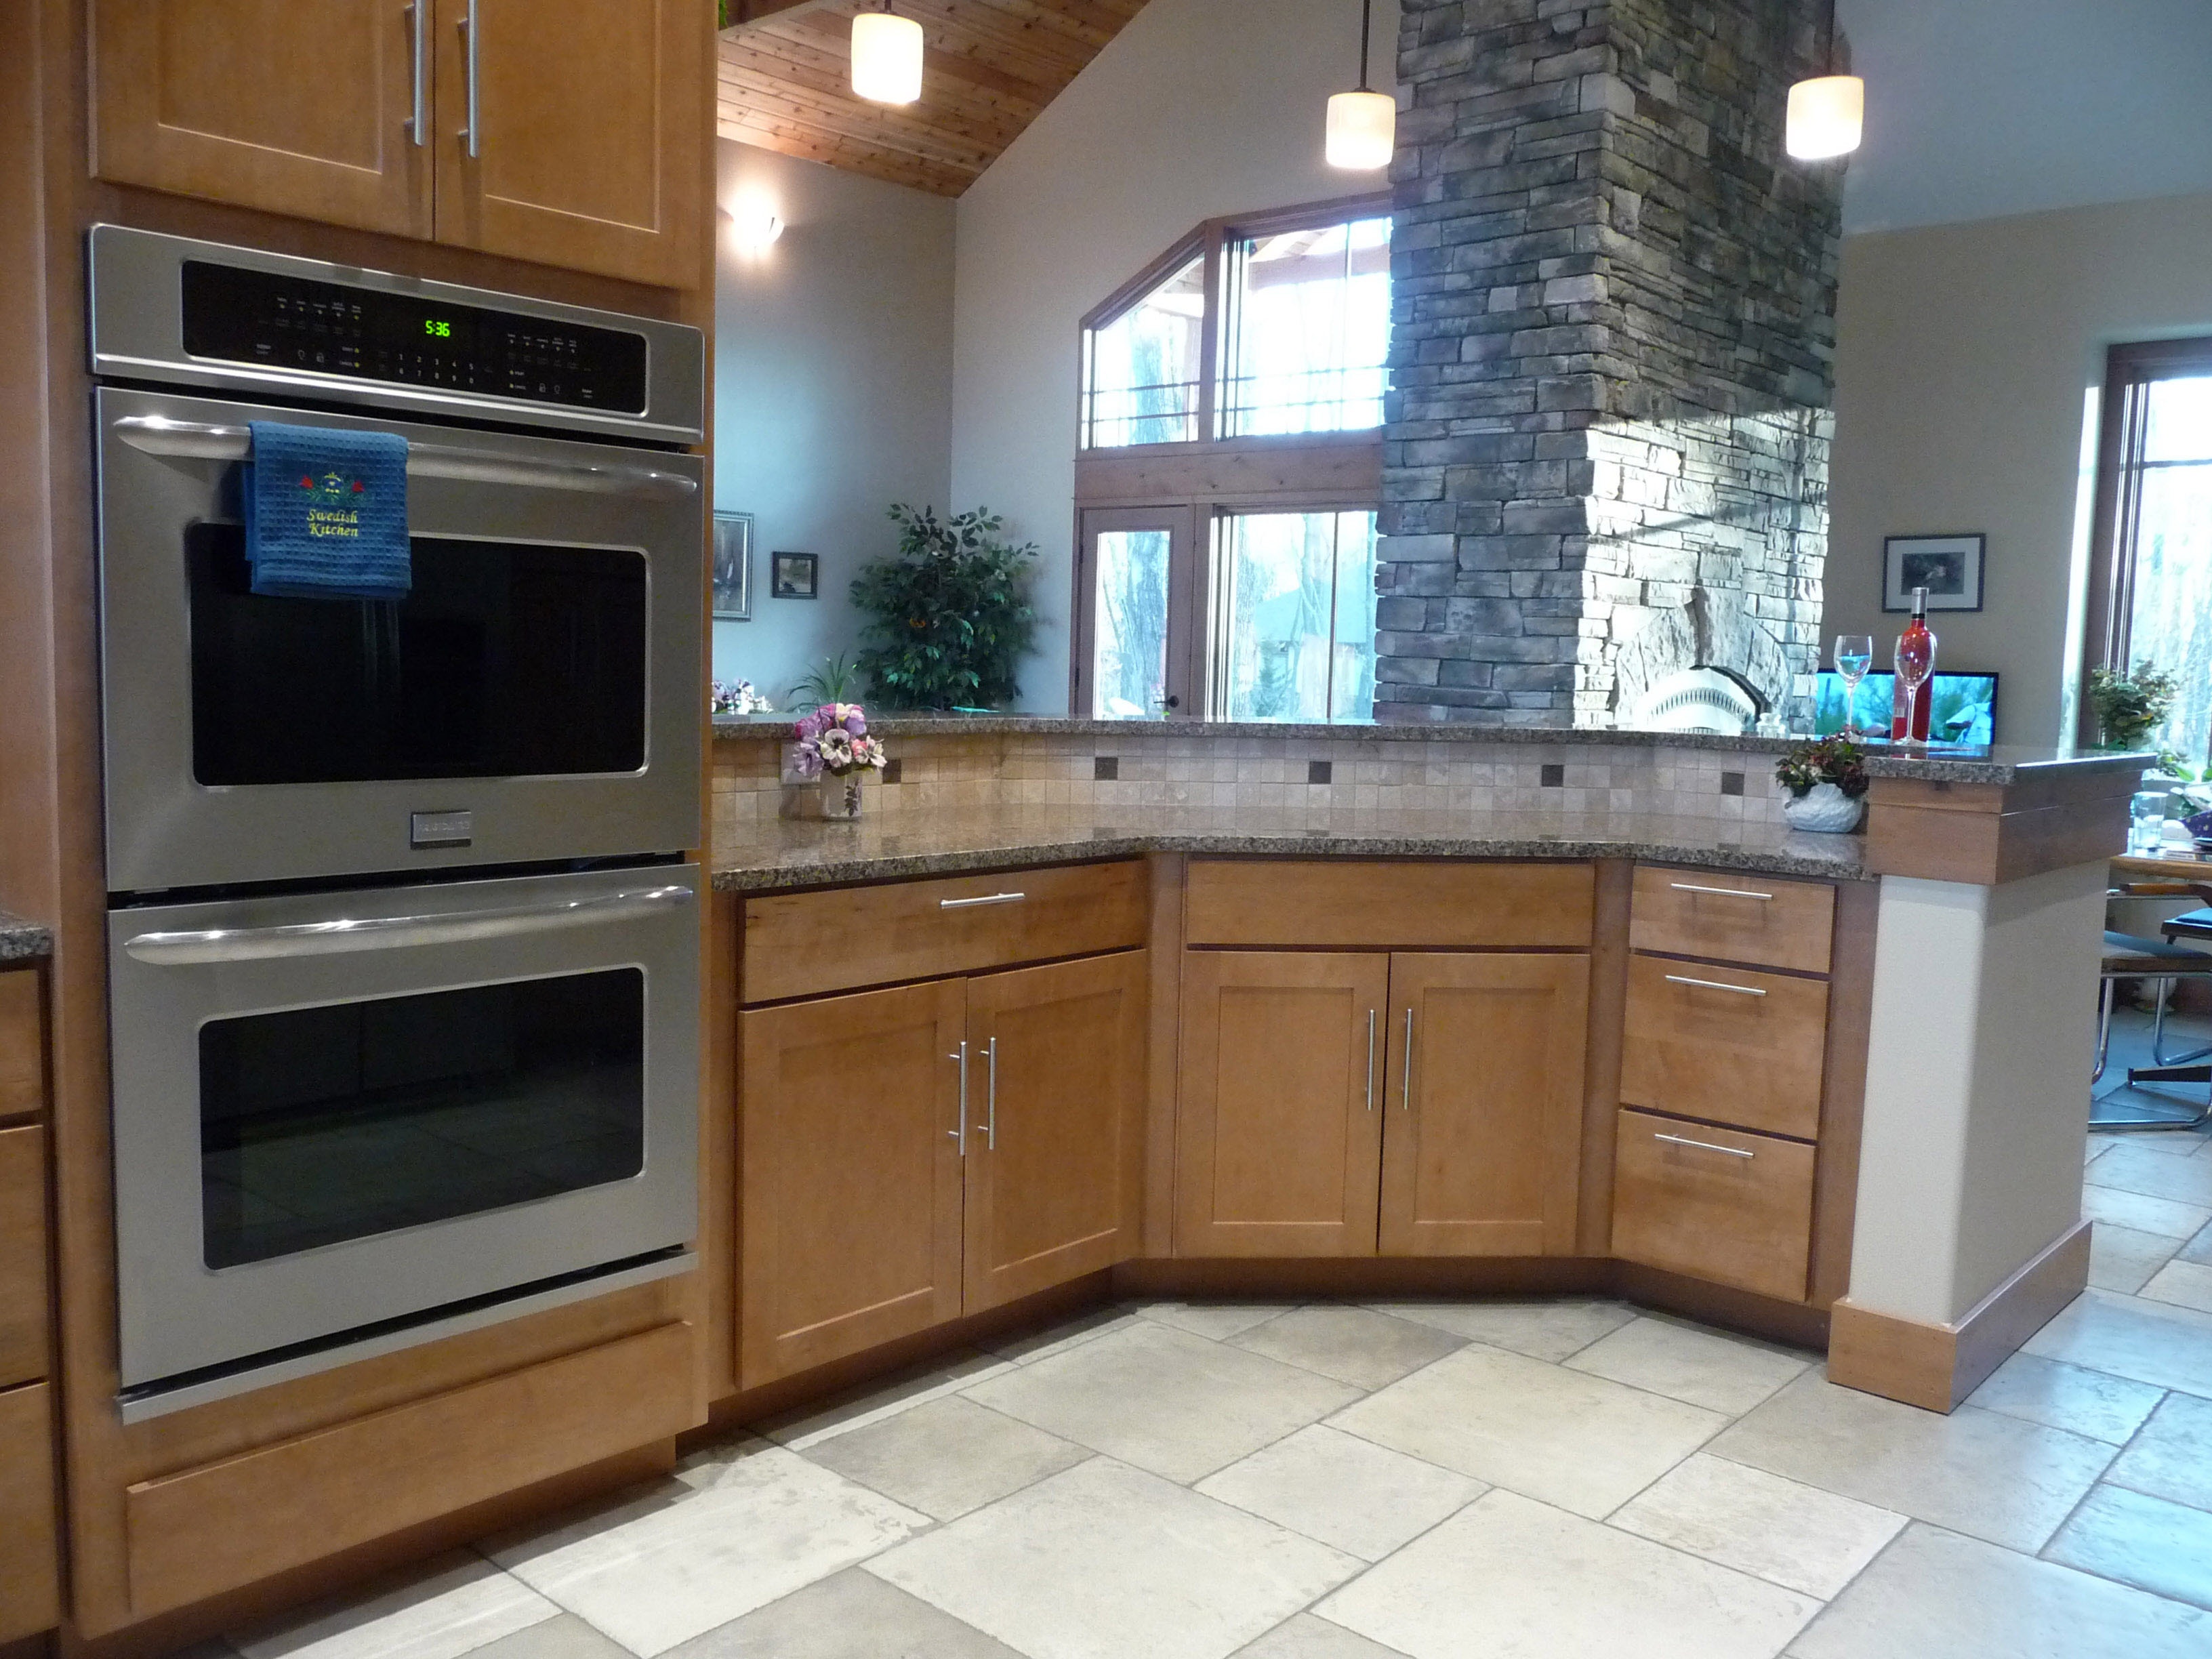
[{"left": 0, "top": 912, "right": 54, "bottom": 962}]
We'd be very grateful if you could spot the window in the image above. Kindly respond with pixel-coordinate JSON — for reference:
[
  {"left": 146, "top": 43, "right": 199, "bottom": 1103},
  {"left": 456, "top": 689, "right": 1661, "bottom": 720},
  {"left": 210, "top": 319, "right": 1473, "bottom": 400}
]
[
  {"left": 2087, "top": 340, "right": 2212, "bottom": 761},
  {"left": 1071, "top": 197, "right": 1391, "bottom": 723}
]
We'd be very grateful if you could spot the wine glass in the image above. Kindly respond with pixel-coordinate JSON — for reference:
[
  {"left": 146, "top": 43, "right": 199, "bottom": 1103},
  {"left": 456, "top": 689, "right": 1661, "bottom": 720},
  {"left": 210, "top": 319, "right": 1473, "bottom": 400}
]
[
  {"left": 1894, "top": 628, "right": 1935, "bottom": 749},
  {"left": 1834, "top": 635, "right": 1872, "bottom": 737}
]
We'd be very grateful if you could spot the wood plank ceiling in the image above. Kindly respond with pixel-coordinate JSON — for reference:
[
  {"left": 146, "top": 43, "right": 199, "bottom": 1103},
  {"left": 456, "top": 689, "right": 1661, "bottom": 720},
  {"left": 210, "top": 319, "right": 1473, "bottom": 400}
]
[{"left": 718, "top": 0, "right": 1151, "bottom": 197}]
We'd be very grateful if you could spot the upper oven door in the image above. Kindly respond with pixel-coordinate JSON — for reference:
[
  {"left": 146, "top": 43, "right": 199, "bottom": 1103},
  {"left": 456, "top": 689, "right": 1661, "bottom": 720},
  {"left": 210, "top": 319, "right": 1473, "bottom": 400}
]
[
  {"left": 96, "top": 386, "right": 704, "bottom": 893},
  {"left": 108, "top": 863, "right": 701, "bottom": 1393}
]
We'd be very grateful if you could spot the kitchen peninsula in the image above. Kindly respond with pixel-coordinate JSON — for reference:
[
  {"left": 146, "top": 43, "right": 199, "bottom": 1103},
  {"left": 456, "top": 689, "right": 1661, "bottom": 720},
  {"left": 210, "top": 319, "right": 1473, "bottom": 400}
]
[{"left": 710, "top": 718, "right": 2144, "bottom": 1420}]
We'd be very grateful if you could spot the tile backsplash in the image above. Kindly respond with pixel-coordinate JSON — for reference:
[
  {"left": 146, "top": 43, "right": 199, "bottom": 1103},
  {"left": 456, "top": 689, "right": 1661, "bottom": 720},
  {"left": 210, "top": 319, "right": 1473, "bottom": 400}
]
[{"left": 711, "top": 729, "right": 1790, "bottom": 850}]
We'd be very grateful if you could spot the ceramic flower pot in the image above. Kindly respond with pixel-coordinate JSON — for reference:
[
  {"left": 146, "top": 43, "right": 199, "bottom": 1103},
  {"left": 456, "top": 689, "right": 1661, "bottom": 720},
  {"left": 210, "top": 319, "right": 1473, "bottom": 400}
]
[
  {"left": 817, "top": 774, "right": 863, "bottom": 820},
  {"left": 1783, "top": 781, "right": 1863, "bottom": 834}
]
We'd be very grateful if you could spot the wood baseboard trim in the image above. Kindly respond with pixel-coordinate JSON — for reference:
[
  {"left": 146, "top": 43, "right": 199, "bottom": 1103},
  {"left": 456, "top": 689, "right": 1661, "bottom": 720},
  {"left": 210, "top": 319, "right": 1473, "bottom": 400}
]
[{"left": 1828, "top": 1220, "right": 2091, "bottom": 1412}]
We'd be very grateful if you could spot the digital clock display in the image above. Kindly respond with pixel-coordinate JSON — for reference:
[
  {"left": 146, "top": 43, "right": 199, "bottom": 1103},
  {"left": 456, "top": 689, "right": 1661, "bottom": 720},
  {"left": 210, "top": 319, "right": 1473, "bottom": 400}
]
[{"left": 424, "top": 319, "right": 453, "bottom": 339}]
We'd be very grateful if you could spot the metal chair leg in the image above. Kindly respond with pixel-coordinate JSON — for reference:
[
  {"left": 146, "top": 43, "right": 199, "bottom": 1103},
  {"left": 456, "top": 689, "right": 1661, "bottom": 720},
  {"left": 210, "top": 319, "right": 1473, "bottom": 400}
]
[
  {"left": 2150, "top": 975, "right": 2212, "bottom": 1067},
  {"left": 2093, "top": 975, "right": 2115, "bottom": 1086}
]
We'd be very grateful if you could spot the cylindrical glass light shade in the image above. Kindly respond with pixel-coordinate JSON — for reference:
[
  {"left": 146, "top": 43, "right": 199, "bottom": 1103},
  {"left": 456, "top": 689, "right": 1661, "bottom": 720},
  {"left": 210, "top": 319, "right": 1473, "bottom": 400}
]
[
  {"left": 1326, "top": 89, "right": 1395, "bottom": 171},
  {"left": 851, "top": 11, "right": 924, "bottom": 105},
  {"left": 1786, "top": 74, "right": 1863, "bottom": 160}
]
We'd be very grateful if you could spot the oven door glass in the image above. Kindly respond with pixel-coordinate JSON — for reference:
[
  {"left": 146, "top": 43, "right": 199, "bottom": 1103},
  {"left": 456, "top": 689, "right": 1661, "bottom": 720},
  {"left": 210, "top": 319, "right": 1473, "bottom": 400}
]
[
  {"left": 186, "top": 525, "right": 647, "bottom": 785},
  {"left": 199, "top": 968, "right": 646, "bottom": 1269}
]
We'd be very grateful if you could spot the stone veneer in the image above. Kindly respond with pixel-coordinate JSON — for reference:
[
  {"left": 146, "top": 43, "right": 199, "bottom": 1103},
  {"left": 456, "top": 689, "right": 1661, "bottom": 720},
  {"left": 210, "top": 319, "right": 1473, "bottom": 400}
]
[
  {"left": 1379, "top": 0, "right": 1843, "bottom": 729},
  {"left": 711, "top": 726, "right": 1791, "bottom": 848}
]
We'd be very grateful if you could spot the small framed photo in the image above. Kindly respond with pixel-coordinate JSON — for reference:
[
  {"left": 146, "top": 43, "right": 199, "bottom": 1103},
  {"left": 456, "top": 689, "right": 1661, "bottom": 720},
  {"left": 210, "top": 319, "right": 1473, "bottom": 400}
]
[
  {"left": 1883, "top": 533, "right": 1985, "bottom": 612},
  {"left": 710, "top": 511, "right": 752, "bottom": 620},
  {"left": 771, "top": 551, "right": 819, "bottom": 600}
]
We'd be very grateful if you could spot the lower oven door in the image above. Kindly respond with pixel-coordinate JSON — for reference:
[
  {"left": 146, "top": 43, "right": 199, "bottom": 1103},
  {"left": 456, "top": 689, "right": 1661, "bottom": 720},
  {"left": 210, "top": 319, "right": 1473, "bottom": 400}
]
[{"left": 107, "top": 863, "right": 701, "bottom": 1400}]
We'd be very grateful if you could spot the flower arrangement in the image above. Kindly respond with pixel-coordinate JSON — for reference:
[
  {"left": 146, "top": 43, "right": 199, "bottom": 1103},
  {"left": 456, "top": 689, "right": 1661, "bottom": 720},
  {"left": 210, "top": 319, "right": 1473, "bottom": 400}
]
[
  {"left": 712, "top": 679, "right": 770, "bottom": 717},
  {"left": 792, "top": 703, "right": 888, "bottom": 779},
  {"left": 1776, "top": 733, "right": 1870, "bottom": 800},
  {"left": 2089, "top": 661, "right": 2178, "bottom": 751}
]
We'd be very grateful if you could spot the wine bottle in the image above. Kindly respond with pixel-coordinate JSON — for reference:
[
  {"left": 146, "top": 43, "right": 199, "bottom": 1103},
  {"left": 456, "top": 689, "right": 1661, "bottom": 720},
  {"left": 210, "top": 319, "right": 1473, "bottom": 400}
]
[{"left": 1891, "top": 587, "right": 1937, "bottom": 741}]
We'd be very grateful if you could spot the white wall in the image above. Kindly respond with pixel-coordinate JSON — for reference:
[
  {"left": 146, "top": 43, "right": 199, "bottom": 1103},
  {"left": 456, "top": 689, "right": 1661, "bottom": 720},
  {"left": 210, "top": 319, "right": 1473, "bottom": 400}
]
[
  {"left": 712, "top": 142, "right": 956, "bottom": 705},
  {"left": 949, "top": 0, "right": 1399, "bottom": 712},
  {"left": 1826, "top": 191, "right": 2212, "bottom": 747},
  {"left": 1835, "top": 0, "right": 2212, "bottom": 235}
]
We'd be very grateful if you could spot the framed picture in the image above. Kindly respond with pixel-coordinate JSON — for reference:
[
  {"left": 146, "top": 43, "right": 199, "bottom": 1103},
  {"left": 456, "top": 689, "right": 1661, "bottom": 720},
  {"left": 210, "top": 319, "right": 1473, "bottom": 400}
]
[
  {"left": 1883, "top": 533, "right": 1985, "bottom": 612},
  {"left": 771, "top": 550, "right": 819, "bottom": 600},
  {"left": 710, "top": 511, "right": 752, "bottom": 620}
]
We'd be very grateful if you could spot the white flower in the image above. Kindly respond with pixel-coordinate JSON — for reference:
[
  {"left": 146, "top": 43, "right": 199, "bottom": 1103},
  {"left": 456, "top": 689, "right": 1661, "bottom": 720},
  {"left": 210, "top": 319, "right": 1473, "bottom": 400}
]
[{"left": 817, "top": 729, "right": 856, "bottom": 772}]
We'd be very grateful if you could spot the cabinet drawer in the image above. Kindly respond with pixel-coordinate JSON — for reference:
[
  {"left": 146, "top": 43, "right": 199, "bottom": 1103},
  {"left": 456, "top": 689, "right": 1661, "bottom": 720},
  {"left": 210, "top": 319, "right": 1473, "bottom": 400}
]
[
  {"left": 1622, "top": 956, "right": 1829, "bottom": 1140},
  {"left": 743, "top": 863, "right": 1147, "bottom": 1004},
  {"left": 0, "top": 1126, "right": 46, "bottom": 1390},
  {"left": 0, "top": 970, "right": 39, "bottom": 1118},
  {"left": 1630, "top": 866, "right": 1835, "bottom": 973},
  {"left": 0, "top": 1381, "right": 58, "bottom": 1643},
  {"left": 1185, "top": 861, "right": 1593, "bottom": 949},
  {"left": 124, "top": 1322, "right": 696, "bottom": 1618},
  {"left": 1612, "top": 1109, "right": 1814, "bottom": 1303}
]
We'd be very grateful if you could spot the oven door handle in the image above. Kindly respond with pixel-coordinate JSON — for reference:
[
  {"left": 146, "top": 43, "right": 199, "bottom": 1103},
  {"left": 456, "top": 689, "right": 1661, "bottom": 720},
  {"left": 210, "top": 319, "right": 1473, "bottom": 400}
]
[
  {"left": 123, "top": 884, "right": 696, "bottom": 966},
  {"left": 110, "top": 416, "right": 699, "bottom": 499}
]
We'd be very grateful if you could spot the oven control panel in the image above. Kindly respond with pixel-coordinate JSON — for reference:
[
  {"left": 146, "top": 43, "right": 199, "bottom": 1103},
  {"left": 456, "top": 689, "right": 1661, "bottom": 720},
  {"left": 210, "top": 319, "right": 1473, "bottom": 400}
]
[{"left": 178, "top": 260, "right": 650, "bottom": 415}]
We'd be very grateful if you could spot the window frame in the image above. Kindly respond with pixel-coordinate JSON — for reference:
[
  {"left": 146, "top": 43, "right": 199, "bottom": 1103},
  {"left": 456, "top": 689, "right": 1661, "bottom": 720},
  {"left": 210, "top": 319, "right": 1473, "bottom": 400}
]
[
  {"left": 2080, "top": 335, "right": 2212, "bottom": 747},
  {"left": 1071, "top": 191, "right": 1393, "bottom": 719}
]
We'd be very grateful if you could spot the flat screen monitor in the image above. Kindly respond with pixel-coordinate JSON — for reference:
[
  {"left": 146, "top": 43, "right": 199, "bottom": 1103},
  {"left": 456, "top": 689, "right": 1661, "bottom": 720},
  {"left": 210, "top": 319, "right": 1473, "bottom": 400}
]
[{"left": 1813, "top": 670, "right": 1999, "bottom": 746}]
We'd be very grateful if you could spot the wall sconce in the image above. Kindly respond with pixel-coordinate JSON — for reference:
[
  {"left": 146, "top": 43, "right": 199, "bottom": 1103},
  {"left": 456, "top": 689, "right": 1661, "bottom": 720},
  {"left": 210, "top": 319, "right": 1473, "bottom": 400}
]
[{"left": 724, "top": 202, "right": 784, "bottom": 252}]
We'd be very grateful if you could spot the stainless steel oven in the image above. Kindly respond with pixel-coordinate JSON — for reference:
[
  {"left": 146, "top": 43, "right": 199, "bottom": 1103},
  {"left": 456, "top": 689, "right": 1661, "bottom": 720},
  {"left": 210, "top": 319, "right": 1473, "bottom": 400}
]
[
  {"left": 107, "top": 863, "right": 700, "bottom": 1416},
  {"left": 91, "top": 226, "right": 706, "bottom": 893}
]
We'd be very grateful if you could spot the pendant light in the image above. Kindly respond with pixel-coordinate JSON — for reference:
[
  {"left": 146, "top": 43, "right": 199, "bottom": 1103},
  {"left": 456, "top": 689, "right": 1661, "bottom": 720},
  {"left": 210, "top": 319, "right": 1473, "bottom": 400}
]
[
  {"left": 1326, "top": 0, "right": 1394, "bottom": 171},
  {"left": 852, "top": 3, "right": 923, "bottom": 106},
  {"left": 1786, "top": 0, "right": 1862, "bottom": 160}
]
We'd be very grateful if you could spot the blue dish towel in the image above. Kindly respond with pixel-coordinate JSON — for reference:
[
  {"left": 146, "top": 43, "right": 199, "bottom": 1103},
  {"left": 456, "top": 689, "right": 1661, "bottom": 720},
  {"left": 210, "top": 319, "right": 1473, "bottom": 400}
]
[{"left": 245, "top": 421, "right": 411, "bottom": 600}]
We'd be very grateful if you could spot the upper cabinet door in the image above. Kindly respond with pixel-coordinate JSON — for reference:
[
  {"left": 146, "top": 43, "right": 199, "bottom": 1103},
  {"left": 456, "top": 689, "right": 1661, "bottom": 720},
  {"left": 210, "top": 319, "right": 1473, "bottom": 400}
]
[
  {"left": 91, "top": 0, "right": 433, "bottom": 239},
  {"left": 962, "top": 952, "right": 1146, "bottom": 1313},
  {"left": 433, "top": 0, "right": 705, "bottom": 287},
  {"left": 1378, "top": 954, "right": 1589, "bottom": 1258}
]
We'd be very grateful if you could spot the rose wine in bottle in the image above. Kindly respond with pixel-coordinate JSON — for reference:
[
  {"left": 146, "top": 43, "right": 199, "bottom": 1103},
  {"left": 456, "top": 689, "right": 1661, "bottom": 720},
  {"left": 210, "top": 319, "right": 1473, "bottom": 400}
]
[{"left": 1891, "top": 587, "right": 1937, "bottom": 741}]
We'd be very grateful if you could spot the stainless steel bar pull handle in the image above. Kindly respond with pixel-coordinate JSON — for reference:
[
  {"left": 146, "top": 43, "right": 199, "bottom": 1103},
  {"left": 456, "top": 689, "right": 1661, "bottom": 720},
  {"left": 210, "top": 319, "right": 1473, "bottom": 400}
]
[
  {"left": 1664, "top": 974, "right": 1768, "bottom": 998},
  {"left": 1365, "top": 1008, "right": 1377, "bottom": 1111},
  {"left": 110, "top": 417, "right": 699, "bottom": 497},
  {"left": 983, "top": 1037, "right": 998, "bottom": 1150},
  {"left": 939, "top": 893, "right": 1026, "bottom": 910},
  {"left": 405, "top": 1, "right": 428, "bottom": 144},
  {"left": 1401, "top": 1008, "right": 1415, "bottom": 1111},
  {"left": 460, "top": 0, "right": 480, "bottom": 159},
  {"left": 123, "top": 884, "right": 694, "bottom": 965},
  {"left": 947, "top": 1042, "right": 968, "bottom": 1154},
  {"left": 1668, "top": 882, "right": 1774, "bottom": 901},
  {"left": 1654, "top": 1132, "right": 1756, "bottom": 1160}
]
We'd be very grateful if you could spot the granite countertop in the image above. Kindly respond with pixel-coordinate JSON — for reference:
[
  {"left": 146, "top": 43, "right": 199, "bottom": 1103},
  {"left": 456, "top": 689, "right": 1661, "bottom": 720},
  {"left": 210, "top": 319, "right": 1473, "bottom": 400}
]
[
  {"left": 711, "top": 716, "right": 2150, "bottom": 788},
  {"left": 710, "top": 804, "right": 1871, "bottom": 894},
  {"left": 0, "top": 909, "right": 53, "bottom": 962}
]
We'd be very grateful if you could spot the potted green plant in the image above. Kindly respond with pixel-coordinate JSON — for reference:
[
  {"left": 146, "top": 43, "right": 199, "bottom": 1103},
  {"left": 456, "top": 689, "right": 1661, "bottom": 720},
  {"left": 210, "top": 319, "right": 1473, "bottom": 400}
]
[
  {"left": 850, "top": 506, "right": 1038, "bottom": 712},
  {"left": 2088, "top": 661, "right": 2178, "bottom": 751},
  {"left": 1776, "top": 733, "right": 1870, "bottom": 833}
]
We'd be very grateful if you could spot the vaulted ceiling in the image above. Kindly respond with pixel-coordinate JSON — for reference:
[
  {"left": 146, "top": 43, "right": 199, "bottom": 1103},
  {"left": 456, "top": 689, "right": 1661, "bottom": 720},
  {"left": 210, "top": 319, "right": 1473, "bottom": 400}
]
[{"left": 717, "top": 0, "right": 1151, "bottom": 198}]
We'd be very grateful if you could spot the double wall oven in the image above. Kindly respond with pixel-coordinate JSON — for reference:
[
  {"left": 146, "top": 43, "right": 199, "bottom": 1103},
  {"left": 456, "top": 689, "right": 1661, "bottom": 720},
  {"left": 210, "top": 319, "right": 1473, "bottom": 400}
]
[{"left": 91, "top": 228, "right": 706, "bottom": 1418}]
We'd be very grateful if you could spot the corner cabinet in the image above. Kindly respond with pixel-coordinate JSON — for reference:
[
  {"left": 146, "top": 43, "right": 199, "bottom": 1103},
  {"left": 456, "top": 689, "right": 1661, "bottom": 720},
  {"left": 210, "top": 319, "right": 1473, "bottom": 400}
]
[
  {"left": 736, "top": 867, "right": 1149, "bottom": 1389},
  {"left": 1175, "top": 862, "right": 1594, "bottom": 1260},
  {"left": 90, "top": 0, "right": 705, "bottom": 287}
]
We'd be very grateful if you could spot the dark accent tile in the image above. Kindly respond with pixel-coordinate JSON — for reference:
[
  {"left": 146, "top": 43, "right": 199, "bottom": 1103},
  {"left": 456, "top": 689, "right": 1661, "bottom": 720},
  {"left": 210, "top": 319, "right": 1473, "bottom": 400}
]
[
  {"left": 1540, "top": 764, "right": 1565, "bottom": 787},
  {"left": 1094, "top": 756, "right": 1119, "bottom": 781},
  {"left": 1721, "top": 771, "right": 1746, "bottom": 796},
  {"left": 1308, "top": 760, "right": 1334, "bottom": 785},
  {"left": 880, "top": 758, "right": 903, "bottom": 784}
]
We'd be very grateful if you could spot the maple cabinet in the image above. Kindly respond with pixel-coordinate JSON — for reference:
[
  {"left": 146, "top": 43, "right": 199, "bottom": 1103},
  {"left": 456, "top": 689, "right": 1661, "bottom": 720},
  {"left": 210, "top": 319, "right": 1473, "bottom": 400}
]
[
  {"left": 91, "top": 0, "right": 705, "bottom": 287},
  {"left": 1176, "top": 947, "right": 1589, "bottom": 1260},
  {"left": 739, "top": 951, "right": 1145, "bottom": 1388}
]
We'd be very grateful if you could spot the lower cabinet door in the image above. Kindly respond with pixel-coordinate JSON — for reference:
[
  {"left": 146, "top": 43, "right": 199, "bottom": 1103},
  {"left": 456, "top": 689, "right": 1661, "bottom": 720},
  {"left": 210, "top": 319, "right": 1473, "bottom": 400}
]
[
  {"left": 0, "top": 1380, "right": 58, "bottom": 1643},
  {"left": 962, "top": 951, "right": 1146, "bottom": 1313},
  {"left": 1380, "top": 953, "right": 1590, "bottom": 1256},
  {"left": 1611, "top": 1107, "right": 1815, "bottom": 1302},
  {"left": 739, "top": 980, "right": 967, "bottom": 1387},
  {"left": 1176, "top": 951, "right": 1388, "bottom": 1257}
]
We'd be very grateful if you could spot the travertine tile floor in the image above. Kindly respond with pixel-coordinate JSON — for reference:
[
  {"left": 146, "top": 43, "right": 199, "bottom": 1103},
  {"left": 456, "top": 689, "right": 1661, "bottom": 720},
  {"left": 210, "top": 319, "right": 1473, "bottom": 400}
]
[{"left": 182, "top": 1011, "right": 2212, "bottom": 1659}]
